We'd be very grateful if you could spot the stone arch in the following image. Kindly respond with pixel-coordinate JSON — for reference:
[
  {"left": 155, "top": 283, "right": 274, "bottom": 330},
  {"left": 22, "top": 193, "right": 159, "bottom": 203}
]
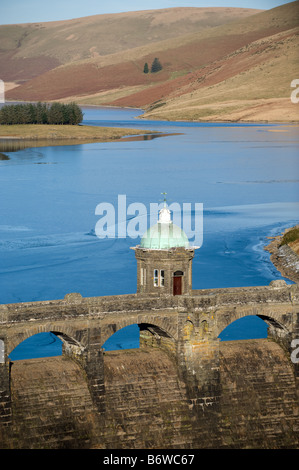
[
  {"left": 200, "top": 319, "right": 209, "bottom": 337},
  {"left": 138, "top": 315, "right": 178, "bottom": 340},
  {"left": 256, "top": 315, "right": 288, "bottom": 335},
  {"left": 183, "top": 319, "right": 195, "bottom": 341},
  {"left": 138, "top": 322, "right": 176, "bottom": 355},
  {"left": 6, "top": 323, "right": 85, "bottom": 357},
  {"left": 51, "top": 331, "right": 86, "bottom": 359},
  {"left": 215, "top": 305, "right": 293, "bottom": 340},
  {"left": 100, "top": 315, "right": 177, "bottom": 350},
  {"left": 182, "top": 317, "right": 213, "bottom": 342},
  {"left": 138, "top": 323, "right": 174, "bottom": 340}
]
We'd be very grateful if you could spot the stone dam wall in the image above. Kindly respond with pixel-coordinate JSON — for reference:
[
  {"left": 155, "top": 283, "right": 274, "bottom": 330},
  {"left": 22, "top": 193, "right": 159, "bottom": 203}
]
[{"left": 1, "top": 338, "right": 298, "bottom": 449}]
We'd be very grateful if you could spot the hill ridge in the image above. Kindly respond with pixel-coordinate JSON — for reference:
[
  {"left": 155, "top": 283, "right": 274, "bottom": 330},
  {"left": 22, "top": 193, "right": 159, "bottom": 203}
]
[{"left": 4, "top": 2, "right": 299, "bottom": 122}]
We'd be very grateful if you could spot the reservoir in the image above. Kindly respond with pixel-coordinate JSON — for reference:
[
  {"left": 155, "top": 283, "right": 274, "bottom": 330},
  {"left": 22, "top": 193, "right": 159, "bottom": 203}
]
[{"left": 1, "top": 106, "right": 298, "bottom": 356}]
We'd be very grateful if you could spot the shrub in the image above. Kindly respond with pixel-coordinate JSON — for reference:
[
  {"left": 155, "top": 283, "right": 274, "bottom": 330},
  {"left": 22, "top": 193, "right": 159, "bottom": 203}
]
[{"left": 280, "top": 227, "right": 299, "bottom": 246}]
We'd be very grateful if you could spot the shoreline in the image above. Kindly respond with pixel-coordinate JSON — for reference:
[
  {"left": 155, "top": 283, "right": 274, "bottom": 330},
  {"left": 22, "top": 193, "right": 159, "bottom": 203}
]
[
  {"left": 0, "top": 124, "right": 156, "bottom": 147},
  {"left": 265, "top": 225, "right": 299, "bottom": 284},
  {"left": 139, "top": 117, "right": 299, "bottom": 125},
  {"left": 3, "top": 101, "right": 299, "bottom": 125}
]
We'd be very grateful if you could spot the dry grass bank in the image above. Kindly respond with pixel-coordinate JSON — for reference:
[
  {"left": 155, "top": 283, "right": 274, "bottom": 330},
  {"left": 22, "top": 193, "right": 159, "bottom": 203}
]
[{"left": 0, "top": 124, "right": 153, "bottom": 142}]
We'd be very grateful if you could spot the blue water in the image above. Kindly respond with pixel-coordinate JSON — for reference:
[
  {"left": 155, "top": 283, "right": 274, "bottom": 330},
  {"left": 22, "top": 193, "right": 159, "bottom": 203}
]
[{"left": 1, "top": 106, "right": 298, "bottom": 359}]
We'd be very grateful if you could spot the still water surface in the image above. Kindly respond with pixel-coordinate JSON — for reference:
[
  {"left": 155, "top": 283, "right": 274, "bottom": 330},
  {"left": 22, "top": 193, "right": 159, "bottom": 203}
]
[{"left": 1, "top": 107, "right": 298, "bottom": 357}]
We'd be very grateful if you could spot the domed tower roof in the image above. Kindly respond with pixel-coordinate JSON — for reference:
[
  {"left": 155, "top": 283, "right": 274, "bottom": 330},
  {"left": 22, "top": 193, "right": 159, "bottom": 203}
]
[{"left": 140, "top": 204, "right": 189, "bottom": 250}]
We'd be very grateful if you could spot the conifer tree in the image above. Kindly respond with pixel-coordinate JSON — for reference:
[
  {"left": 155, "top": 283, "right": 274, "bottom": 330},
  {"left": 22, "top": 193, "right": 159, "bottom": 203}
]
[
  {"left": 0, "top": 102, "right": 83, "bottom": 125},
  {"left": 150, "top": 58, "right": 162, "bottom": 73},
  {"left": 48, "top": 103, "right": 64, "bottom": 125},
  {"left": 36, "top": 102, "right": 48, "bottom": 124},
  {"left": 68, "top": 102, "right": 83, "bottom": 125}
]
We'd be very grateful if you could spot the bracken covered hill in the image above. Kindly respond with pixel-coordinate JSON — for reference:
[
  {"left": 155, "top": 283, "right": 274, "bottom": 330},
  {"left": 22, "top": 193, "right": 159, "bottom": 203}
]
[
  {"left": 1, "top": 7, "right": 261, "bottom": 83},
  {"left": 4, "top": 2, "right": 299, "bottom": 122}
]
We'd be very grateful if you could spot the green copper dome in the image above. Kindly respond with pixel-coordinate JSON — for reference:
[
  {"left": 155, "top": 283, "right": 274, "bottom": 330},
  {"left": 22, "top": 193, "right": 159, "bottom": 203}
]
[{"left": 140, "top": 206, "right": 189, "bottom": 249}]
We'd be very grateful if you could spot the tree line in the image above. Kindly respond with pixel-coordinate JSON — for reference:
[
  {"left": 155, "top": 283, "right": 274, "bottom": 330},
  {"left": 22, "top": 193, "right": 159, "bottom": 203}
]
[{"left": 0, "top": 102, "right": 83, "bottom": 125}]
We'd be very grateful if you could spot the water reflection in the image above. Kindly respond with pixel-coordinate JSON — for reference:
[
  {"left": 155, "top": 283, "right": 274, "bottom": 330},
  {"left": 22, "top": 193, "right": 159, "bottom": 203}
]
[
  {"left": 0, "top": 152, "right": 9, "bottom": 160},
  {"left": 0, "top": 132, "right": 173, "bottom": 153},
  {"left": 0, "top": 139, "right": 74, "bottom": 152},
  {"left": 116, "top": 133, "right": 181, "bottom": 142}
]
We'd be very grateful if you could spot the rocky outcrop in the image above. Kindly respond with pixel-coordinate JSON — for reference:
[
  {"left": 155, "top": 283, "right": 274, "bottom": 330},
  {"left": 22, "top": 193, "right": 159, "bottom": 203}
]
[{"left": 265, "top": 226, "right": 299, "bottom": 283}]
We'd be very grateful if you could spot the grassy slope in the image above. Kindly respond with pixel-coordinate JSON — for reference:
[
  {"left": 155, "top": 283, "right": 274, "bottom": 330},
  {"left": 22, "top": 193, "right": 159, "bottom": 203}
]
[
  {"left": 140, "top": 27, "right": 299, "bottom": 122},
  {"left": 5, "top": 2, "right": 299, "bottom": 122},
  {"left": 281, "top": 226, "right": 299, "bottom": 255},
  {"left": 5, "top": 7, "right": 267, "bottom": 100},
  {"left": 1, "top": 7, "right": 261, "bottom": 82},
  {"left": 106, "top": 2, "right": 299, "bottom": 122},
  {"left": 0, "top": 124, "right": 153, "bottom": 142}
]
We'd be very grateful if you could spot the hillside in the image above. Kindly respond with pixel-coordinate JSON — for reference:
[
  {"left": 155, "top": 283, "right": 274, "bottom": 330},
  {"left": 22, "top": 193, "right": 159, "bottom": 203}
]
[
  {"left": 4, "top": 2, "right": 299, "bottom": 122},
  {"left": 0, "top": 7, "right": 261, "bottom": 84},
  {"left": 108, "top": 2, "right": 299, "bottom": 122},
  {"left": 138, "top": 26, "right": 299, "bottom": 122}
]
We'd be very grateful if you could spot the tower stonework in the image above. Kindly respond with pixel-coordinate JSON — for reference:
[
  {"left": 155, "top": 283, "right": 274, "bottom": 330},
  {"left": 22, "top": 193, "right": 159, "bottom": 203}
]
[
  {"left": 134, "top": 246, "right": 195, "bottom": 295},
  {"left": 132, "top": 203, "right": 198, "bottom": 296}
]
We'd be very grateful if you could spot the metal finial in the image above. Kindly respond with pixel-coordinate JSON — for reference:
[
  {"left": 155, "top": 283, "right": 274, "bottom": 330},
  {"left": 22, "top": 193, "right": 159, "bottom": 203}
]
[{"left": 161, "top": 192, "right": 167, "bottom": 206}]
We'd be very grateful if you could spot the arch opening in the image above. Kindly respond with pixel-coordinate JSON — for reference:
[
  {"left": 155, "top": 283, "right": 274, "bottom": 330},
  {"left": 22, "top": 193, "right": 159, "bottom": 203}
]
[
  {"left": 257, "top": 315, "right": 290, "bottom": 341},
  {"left": 218, "top": 315, "right": 268, "bottom": 341},
  {"left": 139, "top": 323, "right": 173, "bottom": 339},
  {"left": 102, "top": 324, "right": 140, "bottom": 352},
  {"left": 102, "top": 323, "right": 174, "bottom": 352},
  {"left": 9, "top": 332, "right": 63, "bottom": 361},
  {"left": 257, "top": 315, "right": 286, "bottom": 331}
]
